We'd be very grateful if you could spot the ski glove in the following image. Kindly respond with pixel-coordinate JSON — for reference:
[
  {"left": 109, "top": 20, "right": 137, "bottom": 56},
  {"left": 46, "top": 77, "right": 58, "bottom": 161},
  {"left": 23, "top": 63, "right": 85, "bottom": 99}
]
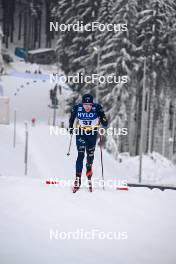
[{"left": 97, "top": 105, "right": 108, "bottom": 127}]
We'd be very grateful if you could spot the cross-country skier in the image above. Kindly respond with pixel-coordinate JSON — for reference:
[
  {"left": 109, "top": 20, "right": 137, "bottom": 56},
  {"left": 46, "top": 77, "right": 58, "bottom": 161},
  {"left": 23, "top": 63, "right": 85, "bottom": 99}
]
[{"left": 69, "top": 94, "right": 108, "bottom": 193}]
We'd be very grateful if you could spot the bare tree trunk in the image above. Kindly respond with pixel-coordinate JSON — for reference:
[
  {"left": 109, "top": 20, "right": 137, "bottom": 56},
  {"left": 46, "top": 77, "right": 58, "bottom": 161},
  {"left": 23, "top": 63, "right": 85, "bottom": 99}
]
[
  {"left": 23, "top": 4, "right": 29, "bottom": 50},
  {"left": 146, "top": 83, "right": 154, "bottom": 153},
  {"left": 38, "top": 13, "right": 42, "bottom": 48},
  {"left": 45, "top": 0, "right": 51, "bottom": 48},
  {"left": 31, "top": 19, "right": 34, "bottom": 49},
  {"left": 23, "top": 6, "right": 27, "bottom": 49},
  {"left": 139, "top": 57, "right": 146, "bottom": 182},
  {"left": 2, "top": 0, "right": 10, "bottom": 48},
  {"left": 10, "top": 0, "right": 15, "bottom": 43},
  {"left": 150, "top": 69, "right": 157, "bottom": 153},
  {"left": 34, "top": 18, "right": 38, "bottom": 48},
  {"left": 28, "top": 13, "right": 32, "bottom": 49},
  {"left": 123, "top": 93, "right": 133, "bottom": 154},
  {"left": 171, "top": 99, "right": 176, "bottom": 156},
  {"left": 168, "top": 99, "right": 176, "bottom": 160},
  {"left": 135, "top": 89, "right": 142, "bottom": 155},
  {"left": 18, "top": 9, "right": 22, "bottom": 41},
  {"left": 151, "top": 106, "right": 158, "bottom": 152},
  {"left": 162, "top": 96, "right": 169, "bottom": 156}
]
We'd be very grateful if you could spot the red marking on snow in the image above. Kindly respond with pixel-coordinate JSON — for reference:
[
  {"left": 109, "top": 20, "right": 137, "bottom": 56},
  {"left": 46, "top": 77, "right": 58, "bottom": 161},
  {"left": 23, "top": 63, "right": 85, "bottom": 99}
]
[
  {"left": 31, "top": 117, "right": 36, "bottom": 126},
  {"left": 116, "top": 186, "right": 129, "bottom": 191},
  {"left": 46, "top": 181, "right": 59, "bottom": 185}
]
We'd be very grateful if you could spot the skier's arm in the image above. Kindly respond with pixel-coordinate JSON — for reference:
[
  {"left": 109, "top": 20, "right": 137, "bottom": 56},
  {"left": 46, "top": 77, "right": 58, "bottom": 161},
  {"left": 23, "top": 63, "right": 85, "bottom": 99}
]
[
  {"left": 97, "top": 105, "right": 108, "bottom": 127},
  {"left": 69, "top": 105, "right": 77, "bottom": 133}
]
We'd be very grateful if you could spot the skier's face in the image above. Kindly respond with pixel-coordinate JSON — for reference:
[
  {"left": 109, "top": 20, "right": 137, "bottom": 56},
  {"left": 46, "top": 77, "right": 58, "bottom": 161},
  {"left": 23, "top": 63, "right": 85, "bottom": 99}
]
[{"left": 83, "top": 103, "right": 93, "bottom": 112}]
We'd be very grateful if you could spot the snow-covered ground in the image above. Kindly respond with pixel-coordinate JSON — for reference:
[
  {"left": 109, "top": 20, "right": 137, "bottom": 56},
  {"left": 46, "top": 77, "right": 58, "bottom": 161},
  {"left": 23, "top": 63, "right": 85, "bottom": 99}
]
[
  {"left": 0, "top": 176, "right": 176, "bottom": 264},
  {"left": 0, "top": 62, "right": 176, "bottom": 264}
]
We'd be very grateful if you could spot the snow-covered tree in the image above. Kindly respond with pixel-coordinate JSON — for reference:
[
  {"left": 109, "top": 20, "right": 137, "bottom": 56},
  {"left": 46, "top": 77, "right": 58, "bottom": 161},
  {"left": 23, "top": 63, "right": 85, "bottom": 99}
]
[
  {"left": 54, "top": 0, "right": 176, "bottom": 158},
  {"left": 97, "top": 0, "right": 138, "bottom": 156},
  {"left": 136, "top": 0, "right": 176, "bottom": 153},
  {"left": 55, "top": 0, "right": 101, "bottom": 104}
]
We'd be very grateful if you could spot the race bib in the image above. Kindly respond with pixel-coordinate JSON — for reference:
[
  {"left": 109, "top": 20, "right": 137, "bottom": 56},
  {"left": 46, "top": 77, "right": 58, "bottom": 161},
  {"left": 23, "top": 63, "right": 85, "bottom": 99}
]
[{"left": 77, "top": 106, "right": 99, "bottom": 128}]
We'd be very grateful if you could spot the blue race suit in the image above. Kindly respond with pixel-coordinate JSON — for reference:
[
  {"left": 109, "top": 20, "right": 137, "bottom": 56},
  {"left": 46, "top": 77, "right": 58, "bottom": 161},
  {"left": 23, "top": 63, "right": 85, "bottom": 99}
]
[{"left": 69, "top": 103, "right": 108, "bottom": 176}]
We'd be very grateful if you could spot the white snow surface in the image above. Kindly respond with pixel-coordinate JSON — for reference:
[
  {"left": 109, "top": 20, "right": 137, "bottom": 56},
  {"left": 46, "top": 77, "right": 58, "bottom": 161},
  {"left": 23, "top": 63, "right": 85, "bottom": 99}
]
[{"left": 0, "top": 62, "right": 176, "bottom": 264}]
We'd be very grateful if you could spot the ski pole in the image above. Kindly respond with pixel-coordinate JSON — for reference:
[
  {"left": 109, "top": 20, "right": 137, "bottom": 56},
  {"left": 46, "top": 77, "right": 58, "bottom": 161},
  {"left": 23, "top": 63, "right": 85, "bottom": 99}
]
[
  {"left": 67, "top": 133, "right": 73, "bottom": 156},
  {"left": 99, "top": 134, "right": 105, "bottom": 190},
  {"left": 13, "top": 108, "right": 17, "bottom": 148},
  {"left": 24, "top": 121, "right": 29, "bottom": 175}
]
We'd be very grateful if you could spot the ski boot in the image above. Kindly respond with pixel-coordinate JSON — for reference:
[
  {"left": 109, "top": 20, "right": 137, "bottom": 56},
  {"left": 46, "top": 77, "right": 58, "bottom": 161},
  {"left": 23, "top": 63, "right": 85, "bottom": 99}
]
[
  {"left": 87, "top": 176, "right": 93, "bottom": 192},
  {"left": 72, "top": 174, "right": 81, "bottom": 193},
  {"left": 86, "top": 163, "right": 93, "bottom": 177},
  {"left": 86, "top": 164, "right": 93, "bottom": 192}
]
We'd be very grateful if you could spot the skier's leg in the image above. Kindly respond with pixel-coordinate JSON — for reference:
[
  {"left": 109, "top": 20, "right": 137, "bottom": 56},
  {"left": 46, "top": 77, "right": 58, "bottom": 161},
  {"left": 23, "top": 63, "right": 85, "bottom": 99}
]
[
  {"left": 86, "top": 143, "right": 96, "bottom": 192},
  {"left": 73, "top": 135, "right": 86, "bottom": 193},
  {"left": 76, "top": 135, "right": 86, "bottom": 176},
  {"left": 86, "top": 146, "right": 95, "bottom": 176},
  {"left": 85, "top": 132, "right": 97, "bottom": 177},
  {"left": 86, "top": 148, "right": 94, "bottom": 192}
]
